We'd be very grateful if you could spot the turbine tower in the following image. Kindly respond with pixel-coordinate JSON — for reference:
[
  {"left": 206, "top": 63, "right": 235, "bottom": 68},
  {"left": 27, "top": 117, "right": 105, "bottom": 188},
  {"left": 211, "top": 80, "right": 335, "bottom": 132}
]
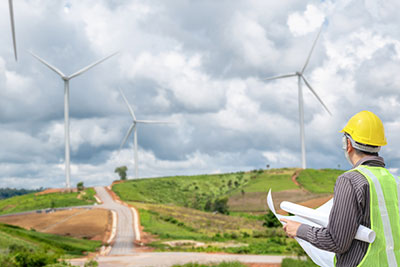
[
  {"left": 119, "top": 88, "right": 172, "bottom": 179},
  {"left": 30, "top": 51, "right": 118, "bottom": 189},
  {"left": 8, "top": 0, "right": 17, "bottom": 60},
  {"left": 264, "top": 27, "right": 331, "bottom": 169}
]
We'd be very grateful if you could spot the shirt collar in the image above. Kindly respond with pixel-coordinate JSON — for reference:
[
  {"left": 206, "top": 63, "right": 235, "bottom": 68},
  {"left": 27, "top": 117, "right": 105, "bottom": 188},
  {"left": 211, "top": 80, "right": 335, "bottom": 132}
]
[{"left": 354, "top": 155, "right": 385, "bottom": 168}]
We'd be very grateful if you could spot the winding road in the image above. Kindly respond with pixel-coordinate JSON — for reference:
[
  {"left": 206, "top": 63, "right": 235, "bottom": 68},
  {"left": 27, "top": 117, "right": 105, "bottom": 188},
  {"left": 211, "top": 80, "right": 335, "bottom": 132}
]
[{"left": 94, "top": 186, "right": 136, "bottom": 255}]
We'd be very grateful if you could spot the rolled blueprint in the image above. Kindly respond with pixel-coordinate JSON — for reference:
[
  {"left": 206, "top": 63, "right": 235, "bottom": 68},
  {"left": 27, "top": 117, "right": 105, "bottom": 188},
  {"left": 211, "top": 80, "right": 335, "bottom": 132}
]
[
  {"left": 267, "top": 190, "right": 334, "bottom": 267},
  {"left": 280, "top": 201, "right": 376, "bottom": 243}
]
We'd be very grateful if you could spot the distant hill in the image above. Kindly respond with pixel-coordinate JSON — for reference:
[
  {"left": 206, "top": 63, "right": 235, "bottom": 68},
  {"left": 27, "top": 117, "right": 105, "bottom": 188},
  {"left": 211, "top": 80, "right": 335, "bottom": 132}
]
[
  {"left": 0, "top": 188, "right": 97, "bottom": 215},
  {"left": 112, "top": 168, "right": 342, "bottom": 212},
  {"left": 0, "top": 187, "right": 43, "bottom": 200}
]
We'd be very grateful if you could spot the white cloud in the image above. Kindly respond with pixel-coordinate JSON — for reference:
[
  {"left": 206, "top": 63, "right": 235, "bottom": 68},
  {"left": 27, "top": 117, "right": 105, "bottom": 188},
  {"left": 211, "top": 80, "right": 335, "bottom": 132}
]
[{"left": 287, "top": 4, "right": 325, "bottom": 36}]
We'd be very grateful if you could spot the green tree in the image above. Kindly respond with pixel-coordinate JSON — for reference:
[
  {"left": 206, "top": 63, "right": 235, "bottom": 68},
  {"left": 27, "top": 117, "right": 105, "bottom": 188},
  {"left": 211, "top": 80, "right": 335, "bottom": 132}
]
[
  {"left": 213, "top": 197, "right": 229, "bottom": 215},
  {"left": 262, "top": 210, "right": 281, "bottom": 228},
  {"left": 115, "top": 166, "right": 128, "bottom": 180},
  {"left": 77, "top": 181, "right": 84, "bottom": 191},
  {"left": 204, "top": 199, "right": 212, "bottom": 211}
]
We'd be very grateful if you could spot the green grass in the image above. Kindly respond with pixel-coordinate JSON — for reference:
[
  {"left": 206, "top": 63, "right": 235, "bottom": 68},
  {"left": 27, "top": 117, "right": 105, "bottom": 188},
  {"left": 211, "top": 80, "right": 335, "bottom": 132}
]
[
  {"left": 281, "top": 258, "right": 318, "bottom": 267},
  {"left": 134, "top": 201, "right": 304, "bottom": 255},
  {"left": 297, "top": 169, "right": 344, "bottom": 193},
  {"left": 113, "top": 169, "right": 299, "bottom": 212},
  {"left": 0, "top": 188, "right": 97, "bottom": 215},
  {"left": 234, "top": 169, "right": 298, "bottom": 193},
  {"left": 0, "top": 223, "right": 101, "bottom": 256},
  {"left": 172, "top": 262, "right": 246, "bottom": 267},
  {"left": 113, "top": 171, "right": 255, "bottom": 209}
]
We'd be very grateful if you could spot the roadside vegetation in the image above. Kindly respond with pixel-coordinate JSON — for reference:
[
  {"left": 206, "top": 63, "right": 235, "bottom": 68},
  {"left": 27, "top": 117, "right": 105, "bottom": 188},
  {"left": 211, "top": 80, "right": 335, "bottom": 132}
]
[
  {"left": 0, "top": 222, "right": 102, "bottom": 266},
  {"left": 0, "top": 188, "right": 97, "bottom": 215}
]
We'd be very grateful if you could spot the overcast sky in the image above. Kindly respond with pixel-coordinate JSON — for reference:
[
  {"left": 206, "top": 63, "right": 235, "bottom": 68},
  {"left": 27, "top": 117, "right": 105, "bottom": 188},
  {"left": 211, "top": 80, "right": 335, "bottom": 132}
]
[{"left": 1, "top": 0, "right": 400, "bottom": 189}]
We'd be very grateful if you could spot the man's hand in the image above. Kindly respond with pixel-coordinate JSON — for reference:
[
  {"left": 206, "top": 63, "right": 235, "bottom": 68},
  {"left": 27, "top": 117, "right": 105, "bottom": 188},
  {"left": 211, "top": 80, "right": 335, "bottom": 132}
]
[{"left": 280, "top": 218, "right": 301, "bottom": 238}]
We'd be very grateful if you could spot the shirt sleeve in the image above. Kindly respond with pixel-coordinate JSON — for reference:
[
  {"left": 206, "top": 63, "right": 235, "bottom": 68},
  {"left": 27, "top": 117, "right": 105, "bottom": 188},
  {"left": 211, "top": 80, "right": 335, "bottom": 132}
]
[{"left": 296, "top": 174, "right": 360, "bottom": 253}]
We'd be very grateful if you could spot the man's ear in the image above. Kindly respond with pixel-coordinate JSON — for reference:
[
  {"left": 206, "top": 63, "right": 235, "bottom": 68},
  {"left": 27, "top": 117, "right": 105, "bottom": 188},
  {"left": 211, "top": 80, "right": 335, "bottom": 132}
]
[{"left": 347, "top": 138, "right": 353, "bottom": 153}]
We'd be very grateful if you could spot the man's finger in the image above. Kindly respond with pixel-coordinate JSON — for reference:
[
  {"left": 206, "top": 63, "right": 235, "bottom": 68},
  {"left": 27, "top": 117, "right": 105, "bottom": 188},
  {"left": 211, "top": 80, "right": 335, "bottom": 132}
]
[{"left": 280, "top": 218, "right": 288, "bottom": 224}]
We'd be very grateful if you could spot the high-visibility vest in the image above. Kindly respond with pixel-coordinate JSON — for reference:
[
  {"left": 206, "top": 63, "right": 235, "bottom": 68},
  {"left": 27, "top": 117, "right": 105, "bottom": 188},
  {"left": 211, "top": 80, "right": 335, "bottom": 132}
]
[{"left": 345, "top": 165, "right": 400, "bottom": 267}]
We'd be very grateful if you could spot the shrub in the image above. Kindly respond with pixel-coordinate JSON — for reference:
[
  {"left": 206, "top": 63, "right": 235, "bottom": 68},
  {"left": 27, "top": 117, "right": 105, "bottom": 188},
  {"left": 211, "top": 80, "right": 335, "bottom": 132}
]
[
  {"left": 77, "top": 182, "right": 84, "bottom": 191},
  {"left": 262, "top": 210, "right": 281, "bottom": 228},
  {"left": 213, "top": 197, "right": 229, "bottom": 215}
]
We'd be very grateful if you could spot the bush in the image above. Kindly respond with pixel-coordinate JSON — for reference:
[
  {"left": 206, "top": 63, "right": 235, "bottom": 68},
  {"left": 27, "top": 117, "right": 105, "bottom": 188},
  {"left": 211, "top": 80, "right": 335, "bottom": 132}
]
[
  {"left": 213, "top": 197, "right": 229, "bottom": 215},
  {"left": 77, "top": 182, "right": 84, "bottom": 191},
  {"left": 84, "top": 259, "right": 99, "bottom": 267},
  {"left": 9, "top": 247, "right": 58, "bottom": 267},
  {"left": 262, "top": 210, "right": 281, "bottom": 228}
]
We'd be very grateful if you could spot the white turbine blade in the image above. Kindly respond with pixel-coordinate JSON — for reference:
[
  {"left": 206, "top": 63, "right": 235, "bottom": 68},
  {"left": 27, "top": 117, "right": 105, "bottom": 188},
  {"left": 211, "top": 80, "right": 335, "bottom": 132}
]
[
  {"left": 29, "top": 51, "right": 66, "bottom": 78},
  {"left": 136, "top": 120, "right": 174, "bottom": 124},
  {"left": 301, "top": 75, "right": 332, "bottom": 116},
  {"left": 301, "top": 26, "right": 323, "bottom": 74},
  {"left": 9, "top": 0, "right": 17, "bottom": 61},
  {"left": 69, "top": 51, "right": 119, "bottom": 79},
  {"left": 264, "top": 73, "right": 297, "bottom": 81},
  {"left": 120, "top": 123, "right": 135, "bottom": 150},
  {"left": 119, "top": 88, "right": 137, "bottom": 121}
]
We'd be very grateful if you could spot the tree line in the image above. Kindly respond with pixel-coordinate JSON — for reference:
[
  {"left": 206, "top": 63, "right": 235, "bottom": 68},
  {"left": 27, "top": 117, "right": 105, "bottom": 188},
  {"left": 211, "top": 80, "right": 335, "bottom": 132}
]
[{"left": 0, "top": 187, "right": 43, "bottom": 200}]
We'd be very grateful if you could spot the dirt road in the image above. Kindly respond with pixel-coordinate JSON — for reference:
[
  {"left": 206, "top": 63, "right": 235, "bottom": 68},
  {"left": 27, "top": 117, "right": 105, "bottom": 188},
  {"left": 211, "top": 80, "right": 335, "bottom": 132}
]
[{"left": 94, "top": 186, "right": 136, "bottom": 255}]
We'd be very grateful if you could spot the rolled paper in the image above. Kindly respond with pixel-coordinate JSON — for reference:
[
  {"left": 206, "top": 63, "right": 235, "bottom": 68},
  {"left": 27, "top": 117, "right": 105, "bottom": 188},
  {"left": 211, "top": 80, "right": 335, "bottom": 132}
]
[
  {"left": 280, "top": 201, "right": 376, "bottom": 243},
  {"left": 267, "top": 190, "right": 334, "bottom": 267}
]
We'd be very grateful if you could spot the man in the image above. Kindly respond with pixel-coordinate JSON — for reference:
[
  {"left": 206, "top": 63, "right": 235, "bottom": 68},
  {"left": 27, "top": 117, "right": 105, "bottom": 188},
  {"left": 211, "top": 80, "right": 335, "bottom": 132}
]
[{"left": 281, "top": 110, "right": 400, "bottom": 266}]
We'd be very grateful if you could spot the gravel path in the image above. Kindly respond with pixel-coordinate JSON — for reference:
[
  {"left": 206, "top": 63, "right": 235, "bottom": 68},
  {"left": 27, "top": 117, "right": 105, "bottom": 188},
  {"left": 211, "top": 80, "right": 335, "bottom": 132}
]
[{"left": 94, "top": 186, "right": 136, "bottom": 255}]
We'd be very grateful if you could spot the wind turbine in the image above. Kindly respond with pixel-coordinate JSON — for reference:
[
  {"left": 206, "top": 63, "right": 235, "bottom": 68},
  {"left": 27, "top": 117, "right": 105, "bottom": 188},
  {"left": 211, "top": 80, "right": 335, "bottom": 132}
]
[
  {"left": 8, "top": 0, "right": 17, "bottom": 60},
  {"left": 119, "top": 88, "right": 172, "bottom": 179},
  {"left": 30, "top": 51, "right": 118, "bottom": 189},
  {"left": 264, "top": 27, "right": 331, "bottom": 169}
]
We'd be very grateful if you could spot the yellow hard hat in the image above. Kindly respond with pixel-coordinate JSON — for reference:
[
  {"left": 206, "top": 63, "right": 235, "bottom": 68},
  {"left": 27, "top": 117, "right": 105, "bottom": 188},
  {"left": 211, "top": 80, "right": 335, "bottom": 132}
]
[{"left": 340, "top": 110, "right": 387, "bottom": 147}]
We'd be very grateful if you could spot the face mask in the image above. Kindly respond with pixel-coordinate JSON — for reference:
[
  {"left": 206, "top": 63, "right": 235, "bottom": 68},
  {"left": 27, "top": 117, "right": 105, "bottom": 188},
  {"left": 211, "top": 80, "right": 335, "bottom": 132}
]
[{"left": 342, "top": 135, "right": 353, "bottom": 167}]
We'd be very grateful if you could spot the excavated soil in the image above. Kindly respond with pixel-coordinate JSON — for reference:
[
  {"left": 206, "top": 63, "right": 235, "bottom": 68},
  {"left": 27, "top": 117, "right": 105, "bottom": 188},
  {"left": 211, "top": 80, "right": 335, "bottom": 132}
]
[{"left": 0, "top": 208, "right": 111, "bottom": 241}]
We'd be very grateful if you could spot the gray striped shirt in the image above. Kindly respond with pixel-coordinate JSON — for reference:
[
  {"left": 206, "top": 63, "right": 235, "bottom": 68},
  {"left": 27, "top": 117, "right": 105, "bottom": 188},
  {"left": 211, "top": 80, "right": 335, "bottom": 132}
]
[{"left": 296, "top": 156, "right": 385, "bottom": 267}]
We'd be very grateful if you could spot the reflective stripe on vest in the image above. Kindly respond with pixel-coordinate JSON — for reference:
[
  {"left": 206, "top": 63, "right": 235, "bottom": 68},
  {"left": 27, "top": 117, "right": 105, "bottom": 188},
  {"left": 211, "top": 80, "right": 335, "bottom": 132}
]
[
  {"left": 358, "top": 166, "right": 397, "bottom": 267},
  {"left": 393, "top": 174, "right": 400, "bottom": 226}
]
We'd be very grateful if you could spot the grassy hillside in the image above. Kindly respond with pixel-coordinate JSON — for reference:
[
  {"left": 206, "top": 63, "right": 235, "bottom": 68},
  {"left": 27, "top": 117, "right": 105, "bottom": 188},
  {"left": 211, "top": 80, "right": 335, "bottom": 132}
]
[
  {"left": 231, "top": 168, "right": 298, "bottom": 193},
  {"left": 113, "top": 171, "right": 254, "bottom": 209},
  {"left": 113, "top": 169, "right": 298, "bottom": 211},
  {"left": 297, "top": 169, "right": 344, "bottom": 193},
  {"left": 0, "top": 223, "right": 101, "bottom": 255},
  {"left": 0, "top": 223, "right": 102, "bottom": 266},
  {"left": 0, "top": 188, "right": 97, "bottom": 215}
]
